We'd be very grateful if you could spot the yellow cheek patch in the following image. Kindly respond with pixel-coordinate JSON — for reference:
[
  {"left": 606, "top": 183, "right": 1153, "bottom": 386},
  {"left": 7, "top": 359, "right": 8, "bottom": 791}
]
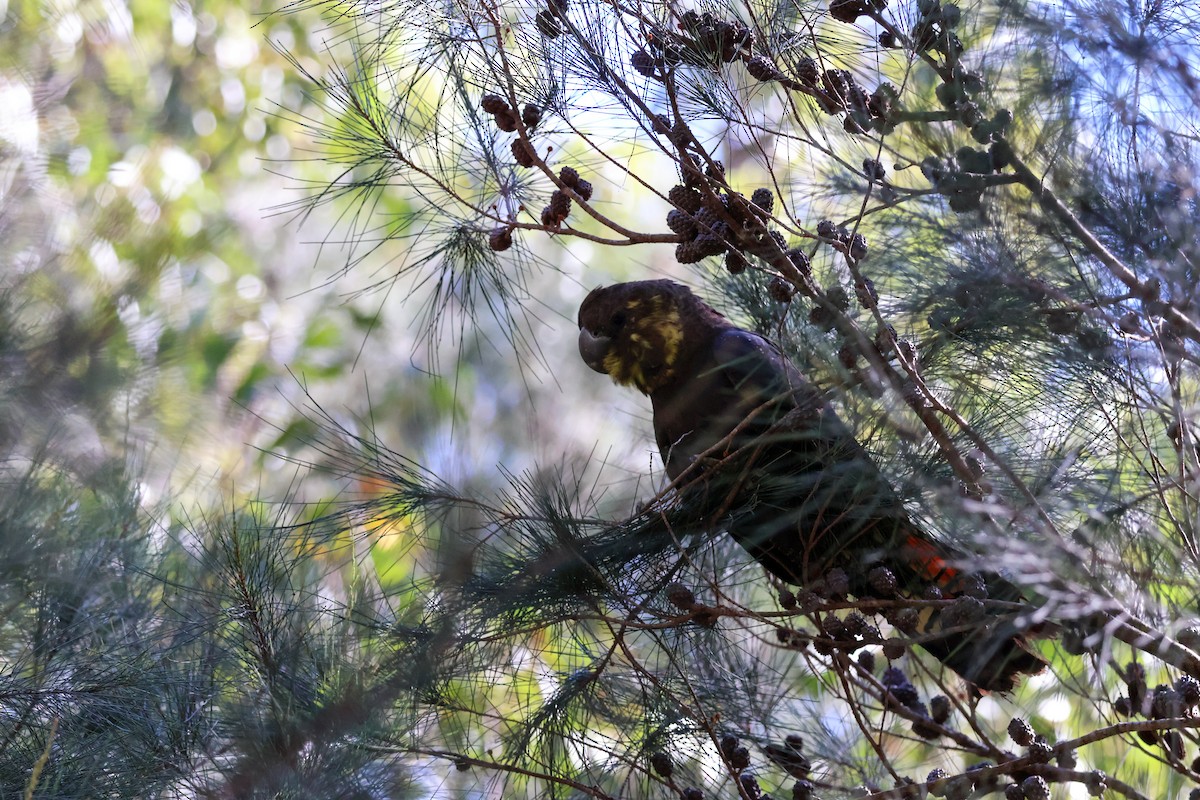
[
  {"left": 603, "top": 349, "right": 638, "bottom": 387},
  {"left": 657, "top": 309, "right": 683, "bottom": 367},
  {"left": 601, "top": 305, "right": 687, "bottom": 393}
]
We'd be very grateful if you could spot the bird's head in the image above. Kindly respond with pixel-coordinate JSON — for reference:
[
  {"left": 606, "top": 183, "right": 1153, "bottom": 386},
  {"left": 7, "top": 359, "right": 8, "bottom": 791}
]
[{"left": 577, "top": 279, "right": 719, "bottom": 394}]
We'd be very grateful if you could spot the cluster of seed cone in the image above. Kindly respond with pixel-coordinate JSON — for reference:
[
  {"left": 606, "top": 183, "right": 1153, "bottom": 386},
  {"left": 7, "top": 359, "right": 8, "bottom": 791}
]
[
  {"left": 662, "top": 171, "right": 881, "bottom": 332},
  {"left": 666, "top": 572, "right": 1111, "bottom": 798},
  {"left": 918, "top": 714, "right": 1107, "bottom": 800},
  {"left": 827, "top": 0, "right": 888, "bottom": 24},
  {"left": 648, "top": 730, "right": 813, "bottom": 800},
  {"left": 919, "top": 131, "right": 1014, "bottom": 212},
  {"left": 772, "top": 566, "right": 959, "bottom": 741},
  {"left": 540, "top": 166, "right": 592, "bottom": 229},
  {"left": 481, "top": 87, "right": 596, "bottom": 250},
  {"left": 741, "top": 51, "right": 899, "bottom": 136},
  {"left": 533, "top": 0, "right": 567, "bottom": 38},
  {"left": 910, "top": 0, "right": 965, "bottom": 61},
  {"left": 1112, "top": 661, "right": 1200, "bottom": 761},
  {"left": 630, "top": 10, "right": 754, "bottom": 79},
  {"left": 480, "top": 94, "right": 541, "bottom": 137},
  {"left": 1000, "top": 716, "right": 1106, "bottom": 800},
  {"left": 653, "top": 101, "right": 882, "bottom": 300},
  {"left": 627, "top": 5, "right": 902, "bottom": 139},
  {"left": 481, "top": 93, "right": 544, "bottom": 171},
  {"left": 487, "top": 165, "right": 592, "bottom": 252},
  {"left": 664, "top": 178, "right": 792, "bottom": 271}
]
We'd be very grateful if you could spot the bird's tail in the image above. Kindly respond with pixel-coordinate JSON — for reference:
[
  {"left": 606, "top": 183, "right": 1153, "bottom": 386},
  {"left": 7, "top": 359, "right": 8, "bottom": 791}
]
[
  {"left": 917, "top": 620, "right": 1048, "bottom": 693},
  {"left": 894, "top": 530, "right": 1049, "bottom": 693}
]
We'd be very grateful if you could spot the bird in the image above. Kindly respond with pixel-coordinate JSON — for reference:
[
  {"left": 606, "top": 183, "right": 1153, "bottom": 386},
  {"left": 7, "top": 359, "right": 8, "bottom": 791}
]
[{"left": 577, "top": 278, "right": 1046, "bottom": 692}]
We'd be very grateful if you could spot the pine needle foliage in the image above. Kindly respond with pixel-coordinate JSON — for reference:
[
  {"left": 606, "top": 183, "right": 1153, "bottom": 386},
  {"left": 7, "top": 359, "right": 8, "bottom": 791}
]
[
  {"left": 258, "top": 0, "right": 1200, "bottom": 796},
  {"left": 261, "top": 0, "right": 1200, "bottom": 795},
  {"left": 4, "top": 0, "right": 1200, "bottom": 795}
]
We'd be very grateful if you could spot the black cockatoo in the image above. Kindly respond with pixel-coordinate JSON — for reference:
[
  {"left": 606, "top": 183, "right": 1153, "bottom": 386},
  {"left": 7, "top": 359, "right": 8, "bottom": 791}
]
[{"left": 577, "top": 279, "right": 1045, "bottom": 691}]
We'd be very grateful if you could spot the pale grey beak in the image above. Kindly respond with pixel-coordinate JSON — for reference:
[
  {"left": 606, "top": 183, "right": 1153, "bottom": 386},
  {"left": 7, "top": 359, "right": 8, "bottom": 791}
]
[{"left": 578, "top": 328, "right": 611, "bottom": 373}]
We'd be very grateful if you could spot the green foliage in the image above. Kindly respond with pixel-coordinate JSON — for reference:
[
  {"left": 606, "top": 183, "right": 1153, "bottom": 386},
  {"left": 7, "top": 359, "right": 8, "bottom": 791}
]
[{"left": 2, "top": 0, "right": 1200, "bottom": 797}]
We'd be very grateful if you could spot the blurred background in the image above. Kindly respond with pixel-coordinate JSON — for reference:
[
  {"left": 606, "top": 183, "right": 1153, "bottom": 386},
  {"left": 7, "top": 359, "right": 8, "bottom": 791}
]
[
  {"left": 4, "top": 0, "right": 1200, "bottom": 797},
  {"left": 0, "top": 0, "right": 676, "bottom": 513}
]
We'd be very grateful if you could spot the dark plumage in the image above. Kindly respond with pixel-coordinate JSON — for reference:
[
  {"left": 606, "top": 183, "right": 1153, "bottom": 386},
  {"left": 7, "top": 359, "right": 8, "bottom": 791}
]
[{"left": 577, "top": 279, "right": 1045, "bottom": 691}]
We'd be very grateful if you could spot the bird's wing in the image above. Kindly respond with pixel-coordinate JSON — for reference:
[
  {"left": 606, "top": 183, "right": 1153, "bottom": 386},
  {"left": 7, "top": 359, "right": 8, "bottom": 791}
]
[
  {"left": 711, "top": 329, "right": 1048, "bottom": 691},
  {"left": 708, "top": 328, "right": 810, "bottom": 410},
  {"left": 708, "top": 327, "right": 858, "bottom": 458},
  {"left": 704, "top": 328, "right": 915, "bottom": 585}
]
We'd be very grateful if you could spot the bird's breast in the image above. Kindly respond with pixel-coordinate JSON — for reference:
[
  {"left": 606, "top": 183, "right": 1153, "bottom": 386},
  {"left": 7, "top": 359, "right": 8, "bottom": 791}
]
[{"left": 652, "top": 379, "right": 784, "bottom": 482}]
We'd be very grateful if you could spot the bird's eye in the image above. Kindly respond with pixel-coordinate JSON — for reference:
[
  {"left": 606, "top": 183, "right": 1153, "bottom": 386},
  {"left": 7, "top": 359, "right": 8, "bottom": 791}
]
[{"left": 611, "top": 311, "right": 627, "bottom": 330}]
